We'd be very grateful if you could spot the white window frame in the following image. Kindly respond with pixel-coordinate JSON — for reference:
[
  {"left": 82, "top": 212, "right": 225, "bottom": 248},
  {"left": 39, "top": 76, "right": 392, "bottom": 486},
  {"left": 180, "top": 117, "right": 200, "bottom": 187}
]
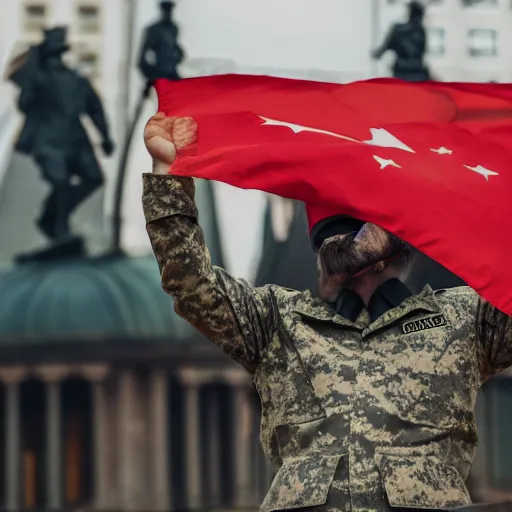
[
  {"left": 76, "top": 2, "right": 101, "bottom": 34},
  {"left": 76, "top": 51, "right": 100, "bottom": 78},
  {"left": 22, "top": 2, "right": 48, "bottom": 33},
  {"left": 462, "top": 0, "right": 498, "bottom": 7},
  {"left": 468, "top": 28, "right": 498, "bottom": 57},
  {"left": 427, "top": 27, "right": 446, "bottom": 56}
]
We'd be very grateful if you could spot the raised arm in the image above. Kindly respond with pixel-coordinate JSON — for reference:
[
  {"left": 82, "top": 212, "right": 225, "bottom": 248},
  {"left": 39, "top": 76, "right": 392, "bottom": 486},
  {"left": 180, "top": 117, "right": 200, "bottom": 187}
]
[
  {"left": 372, "top": 25, "right": 397, "bottom": 60},
  {"left": 83, "top": 78, "right": 114, "bottom": 155},
  {"left": 142, "top": 114, "right": 278, "bottom": 372},
  {"left": 137, "top": 27, "right": 156, "bottom": 80}
]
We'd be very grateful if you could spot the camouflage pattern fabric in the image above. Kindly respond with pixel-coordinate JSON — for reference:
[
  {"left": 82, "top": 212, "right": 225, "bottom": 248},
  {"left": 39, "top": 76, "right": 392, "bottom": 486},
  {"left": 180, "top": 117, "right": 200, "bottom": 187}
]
[{"left": 143, "top": 174, "right": 512, "bottom": 512}]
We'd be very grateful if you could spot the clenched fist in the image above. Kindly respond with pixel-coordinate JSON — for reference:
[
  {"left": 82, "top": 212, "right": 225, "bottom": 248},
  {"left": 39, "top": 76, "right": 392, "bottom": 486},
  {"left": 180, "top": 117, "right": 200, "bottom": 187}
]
[{"left": 144, "top": 112, "right": 197, "bottom": 175}]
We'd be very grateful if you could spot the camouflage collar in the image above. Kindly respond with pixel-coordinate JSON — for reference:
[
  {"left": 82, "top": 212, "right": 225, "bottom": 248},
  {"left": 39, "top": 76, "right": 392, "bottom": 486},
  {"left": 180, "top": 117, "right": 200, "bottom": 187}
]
[
  {"left": 293, "top": 292, "right": 363, "bottom": 329},
  {"left": 363, "top": 283, "right": 441, "bottom": 337},
  {"left": 294, "top": 282, "right": 440, "bottom": 332}
]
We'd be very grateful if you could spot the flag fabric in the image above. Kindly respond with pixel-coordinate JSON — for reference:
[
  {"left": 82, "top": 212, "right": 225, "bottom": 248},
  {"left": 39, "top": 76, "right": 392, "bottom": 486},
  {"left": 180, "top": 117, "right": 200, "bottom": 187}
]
[{"left": 155, "top": 75, "right": 512, "bottom": 315}]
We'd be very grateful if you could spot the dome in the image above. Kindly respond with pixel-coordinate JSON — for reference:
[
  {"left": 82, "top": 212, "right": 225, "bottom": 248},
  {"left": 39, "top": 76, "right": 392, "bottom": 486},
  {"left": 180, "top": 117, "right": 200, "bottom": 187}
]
[{"left": 0, "top": 255, "right": 199, "bottom": 345}]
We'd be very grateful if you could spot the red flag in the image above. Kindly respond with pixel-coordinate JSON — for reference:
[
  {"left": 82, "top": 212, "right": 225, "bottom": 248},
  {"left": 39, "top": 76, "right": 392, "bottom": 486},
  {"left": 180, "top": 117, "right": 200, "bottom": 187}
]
[{"left": 155, "top": 75, "right": 512, "bottom": 315}]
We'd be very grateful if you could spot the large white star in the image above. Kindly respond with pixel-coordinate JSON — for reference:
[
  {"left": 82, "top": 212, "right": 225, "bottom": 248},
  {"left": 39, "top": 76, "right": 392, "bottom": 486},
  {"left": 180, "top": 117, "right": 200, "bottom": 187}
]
[
  {"left": 431, "top": 146, "right": 452, "bottom": 155},
  {"left": 464, "top": 164, "right": 499, "bottom": 181},
  {"left": 259, "top": 117, "right": 359, "bottom": 142},
  {"left": 258, "top": 117, "right": 414, "bottom": 152},
  {"left": 364, "top": 128, "right": 414, "bottom": 153},
  {"left": 373, "top": 155, "right": 401, "bottom": 169}
]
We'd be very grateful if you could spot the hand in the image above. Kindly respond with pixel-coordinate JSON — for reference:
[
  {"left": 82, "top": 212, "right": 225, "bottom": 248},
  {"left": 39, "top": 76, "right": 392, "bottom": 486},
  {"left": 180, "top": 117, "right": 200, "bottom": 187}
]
[
  {"left": 144, "top": 112, "right": 197, "bottom": 175},
  {"left": 102, "top": 138, "right": 115, "bottom": 156}
]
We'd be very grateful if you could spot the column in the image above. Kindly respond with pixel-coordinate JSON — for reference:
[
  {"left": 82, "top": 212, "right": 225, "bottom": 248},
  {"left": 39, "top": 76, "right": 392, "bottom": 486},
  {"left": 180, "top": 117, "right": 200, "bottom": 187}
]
[
  {"left": 207, "top": 385, "right": 221, "bottom": 509},
  {"left": 225, "top": 370, "right": 254, "bottom": 509},
  {"left": 118, "top": 370, "right": 140, "bottom": 512},
  {"left": 1, "top": 368, "right": 26, "bottom": 512},
  {"left": 263, "top": 453, "right": 275, "bottom": 497},
  {"left": 148, "top": 369, "right": 170, "bottom": 511},
  {"left": 80, "top": 364, "right": 110, "bottom": 510},
  {"left": 269, "top": 196, "right": 294, "bottom": 242},
  {"left": 38, "top": 365, "right": 70, "bottom": 510},
  {"left": 252, "top": 412, "right": 264, "bottom": 503},
  {"left": 179, "top": 368, "right": 204, "bottom": 511}
]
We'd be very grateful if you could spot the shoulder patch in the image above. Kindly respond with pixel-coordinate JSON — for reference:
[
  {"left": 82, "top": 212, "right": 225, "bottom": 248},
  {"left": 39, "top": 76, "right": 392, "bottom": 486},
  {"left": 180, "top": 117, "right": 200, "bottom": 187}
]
[{"left": 401, "top": 314, "right": 447, "bottom": 334}]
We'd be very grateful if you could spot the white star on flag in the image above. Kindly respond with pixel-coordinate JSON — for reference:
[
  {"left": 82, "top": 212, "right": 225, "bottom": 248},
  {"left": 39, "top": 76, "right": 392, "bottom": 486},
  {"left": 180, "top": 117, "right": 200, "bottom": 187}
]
[
  {"left": 258, "top": 117, "right": 414, "bottom": 152},
  {"left": 464, "top": 164, "right": 499, "bottom": 181},
  {"left": 373, "top": 155, "right": 401, "bottom": 169},
  {"left": 259, "top": 117, "right": 359, "bottom": 142},
  {"left": 363, "top": 128, "right": 414, "bottom": 153},
  {"left": 431, "top": 147, "right": 452, "bottom": 155}
]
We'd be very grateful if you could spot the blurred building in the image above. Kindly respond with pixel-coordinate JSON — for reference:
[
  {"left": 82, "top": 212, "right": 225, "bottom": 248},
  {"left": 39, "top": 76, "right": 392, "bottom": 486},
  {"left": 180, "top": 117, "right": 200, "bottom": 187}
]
[
  {"left": 6, "top": 0, "right": 118, "bottom": 89},
  {"left": 2, "top": 0, "right": 512, "bottom": 509},
  {"left": 380, "top": 0, "right": 512, "bottom": 82},
  {"left": 0, "top": 179, "right": 272, "bottom": 512},
  {"left": 2, "top": 0, "right": 129, "bottom": 165}
]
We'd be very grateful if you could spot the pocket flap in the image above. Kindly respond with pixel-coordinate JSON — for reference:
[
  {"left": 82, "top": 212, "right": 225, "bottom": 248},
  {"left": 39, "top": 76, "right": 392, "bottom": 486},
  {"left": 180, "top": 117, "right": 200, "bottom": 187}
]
[
  {"left": 261, "top": 453, "right": 342, "bottom": 512},
  {"left": 375, "top": 451, "right": 471, "bottom": 510}
]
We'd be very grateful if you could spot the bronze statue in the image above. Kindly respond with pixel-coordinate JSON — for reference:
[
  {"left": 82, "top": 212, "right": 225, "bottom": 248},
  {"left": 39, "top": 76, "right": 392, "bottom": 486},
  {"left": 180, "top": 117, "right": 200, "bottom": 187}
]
[
  {"left": 138, "top": 1, "right": 184, "bottom": 88},
  {"left": 372, "top": 1, "right": 430, "bottom": 82},
  {"left": 111, "top": 1, "right": 185, "bottom": 252},
  {"left": 8, "top": 26, "right": 114, "bottom": 252}
]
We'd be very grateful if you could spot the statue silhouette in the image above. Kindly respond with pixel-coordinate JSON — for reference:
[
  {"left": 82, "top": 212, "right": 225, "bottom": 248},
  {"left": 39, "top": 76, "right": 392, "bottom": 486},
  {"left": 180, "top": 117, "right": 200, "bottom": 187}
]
[
  {"left": 8, "top": 26, "right": 114, "bottom": 255},
  {"left": 373, "top": 1, "right": 430, "bottom": 82},
  {"left": 138, "top": 1, "right": 184, "bottom": 89},
  {"left": 112, "top": 1, "right": 185, "bottom": 251}
]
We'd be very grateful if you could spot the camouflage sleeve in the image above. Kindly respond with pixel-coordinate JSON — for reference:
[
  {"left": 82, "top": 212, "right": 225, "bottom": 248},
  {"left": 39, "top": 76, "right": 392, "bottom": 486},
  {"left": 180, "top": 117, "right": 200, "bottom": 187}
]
[
  {"left": 475, "top": 297, "right": 512, "bottom": 378},
  {"left": 142, "top": 173, "right": 278, "bottom": 372}
]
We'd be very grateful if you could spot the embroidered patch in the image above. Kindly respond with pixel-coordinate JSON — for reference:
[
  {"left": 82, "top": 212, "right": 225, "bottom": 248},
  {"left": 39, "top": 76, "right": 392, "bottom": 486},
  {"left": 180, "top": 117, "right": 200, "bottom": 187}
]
[{"left": 401, "top": 314, "right": 447, "bottom": 334}]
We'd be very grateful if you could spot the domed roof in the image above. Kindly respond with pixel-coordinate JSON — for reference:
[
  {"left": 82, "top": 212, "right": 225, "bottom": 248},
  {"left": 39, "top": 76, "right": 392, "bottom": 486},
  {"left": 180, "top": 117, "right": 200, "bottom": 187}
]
[{"left": 0, "top": 255, "right": 199, "bottom": 345}]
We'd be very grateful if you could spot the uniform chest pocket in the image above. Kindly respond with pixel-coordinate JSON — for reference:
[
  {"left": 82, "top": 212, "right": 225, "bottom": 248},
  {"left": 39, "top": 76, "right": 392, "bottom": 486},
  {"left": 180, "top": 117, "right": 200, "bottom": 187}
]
[
  {"left": 375, "top": 450, "right": 471, "bottom": 509},
  {"left": 261, "top": 453, "right": 344, "bottom": 512},
  {"left": 376, "top": 312, "right": 480, "bottom": 429}
]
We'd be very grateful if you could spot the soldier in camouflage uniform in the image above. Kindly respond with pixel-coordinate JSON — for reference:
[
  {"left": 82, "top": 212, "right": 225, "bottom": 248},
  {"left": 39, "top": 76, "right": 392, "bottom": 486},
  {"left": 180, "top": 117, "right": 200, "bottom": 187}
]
[{"left": 142, "top": 113, "right": 512, "bottom": 511}]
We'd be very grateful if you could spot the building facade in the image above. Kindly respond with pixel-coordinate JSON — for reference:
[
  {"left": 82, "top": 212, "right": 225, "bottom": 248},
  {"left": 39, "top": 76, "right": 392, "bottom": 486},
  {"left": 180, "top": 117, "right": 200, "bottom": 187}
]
[
  {"left": 0, "top": 360, "right": 269, "bottom": 511},
  {"left": 2, "top": 1, "right": 512, "bottom": 509},
  {"left": 380, "top": 0, "right": 512, "bottom": 82},
  {"left": 0, "top": 172, "right": 273, "bottom": 511}
]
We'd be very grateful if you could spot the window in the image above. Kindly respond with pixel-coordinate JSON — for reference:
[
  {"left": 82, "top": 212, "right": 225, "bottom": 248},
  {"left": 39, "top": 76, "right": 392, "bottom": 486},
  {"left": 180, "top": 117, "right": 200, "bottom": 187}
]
[
  {"left": 387, "top": 0, "right": 443, "bottom": 4},
  {"left": 427, "top": 28, "right": 446, "bottom": 56},
  {"left": 23, "top": 3, "right": 46, "bottom": 33},
  {"left": 468, "top": 29, "right": 498, "bottom": 56},
  {"left": 462, "top": 0, "right": 497, "bottom": 6},
  {"left": 77, "top": 4, "right": 100, "bottom": 34},
  {"left": 76, "top": 52, "right": 99, "bottom": 77}
]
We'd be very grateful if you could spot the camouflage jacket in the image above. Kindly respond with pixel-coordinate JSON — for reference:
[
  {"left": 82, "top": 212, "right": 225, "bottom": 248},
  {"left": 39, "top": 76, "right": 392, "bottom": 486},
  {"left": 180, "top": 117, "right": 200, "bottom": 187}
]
[{"left": 143, "top": 174, "right": 512, "bottom": 512}]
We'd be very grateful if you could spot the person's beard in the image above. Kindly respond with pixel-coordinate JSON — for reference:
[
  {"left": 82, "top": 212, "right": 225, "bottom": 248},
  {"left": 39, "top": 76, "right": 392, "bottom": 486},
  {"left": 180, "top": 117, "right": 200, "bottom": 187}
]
[{"left": 317, "top": 223, "right": 411, "bottom": 300}]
